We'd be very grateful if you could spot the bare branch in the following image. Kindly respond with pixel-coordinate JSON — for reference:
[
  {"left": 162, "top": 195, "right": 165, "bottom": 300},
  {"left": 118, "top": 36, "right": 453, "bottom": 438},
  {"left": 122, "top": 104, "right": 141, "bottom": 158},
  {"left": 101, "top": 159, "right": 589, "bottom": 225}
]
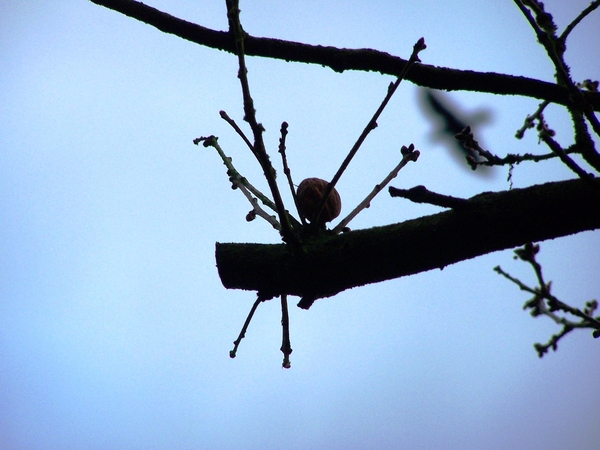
[
  {"left": 225, "top": 0, "right": 299, "bottom": 248},
  {"left": 515, "top": 100, "right": 550, "bottom": 139},
  {"left": 88, "top": 0, "right": 600, "bottom": 111},
  {"left": 514, "top": 0, "right": 600, "bottom": 172},
  {"left": 216, "top": 178, "right": 600, "bottom": 305},
  {"left": 280, "top": 294, "right": 292, "bottom": 369},
  {"left": 455, "top": 125, "right": 596, "bottom": 178},
  {"left": 313, "top": 38, "right": 426, "bottom": 228},
  {"left": 194, "top": 135, "right": 298, "bottom": 230},
  {"left": 540, "top": 133, "right": 595, "bottom": 180},
  {"left": 559, "top": 0, "right": 600, "bottom": 44},
  {"left": 277, "top": 122, "right": 305, "bottom": 226},
  {"left": 388, "top": 185, "right": 468, "bottom": 209},
  {"left": 229, "top": 293, "right": 270, "bottom": 359},
  {"left": 219, "top": 110, "right": 254, "bottom": 153},
  {"left": 495, "top": 243, "right": 600, "bottom": 357},
  {"left": 331, "top": 145, "right": 420, "bottom": 234}
]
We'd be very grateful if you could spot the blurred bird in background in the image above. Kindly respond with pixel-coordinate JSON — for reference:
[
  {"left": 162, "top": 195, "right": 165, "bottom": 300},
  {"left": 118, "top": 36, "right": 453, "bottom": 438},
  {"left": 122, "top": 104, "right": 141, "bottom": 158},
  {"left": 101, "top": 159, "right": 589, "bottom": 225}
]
[{"left": 419, "top": 88, "right": 493, "bottom": 176}]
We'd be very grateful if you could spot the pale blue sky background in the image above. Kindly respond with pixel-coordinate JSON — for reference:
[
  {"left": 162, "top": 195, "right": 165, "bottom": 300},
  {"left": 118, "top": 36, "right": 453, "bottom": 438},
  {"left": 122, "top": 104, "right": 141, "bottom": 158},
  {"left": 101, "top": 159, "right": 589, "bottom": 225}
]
[{"left": 1, "top": 1, "right": 599, "bottom": 449}]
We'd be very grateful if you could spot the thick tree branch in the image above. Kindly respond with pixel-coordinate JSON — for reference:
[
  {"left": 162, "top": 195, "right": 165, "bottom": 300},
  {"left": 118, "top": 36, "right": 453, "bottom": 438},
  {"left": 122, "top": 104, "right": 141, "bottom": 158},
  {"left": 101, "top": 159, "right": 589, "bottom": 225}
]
[
  {"left": 216, "top": 178, "right": 600, "bottom": 305},
  {"left": 89, "top": 0, "right": 600, "bottom": 111}
]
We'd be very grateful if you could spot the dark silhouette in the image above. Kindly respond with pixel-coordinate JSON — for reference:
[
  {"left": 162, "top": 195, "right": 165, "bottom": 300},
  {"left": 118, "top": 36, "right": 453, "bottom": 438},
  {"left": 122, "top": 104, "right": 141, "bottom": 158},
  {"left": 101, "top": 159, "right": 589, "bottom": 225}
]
[{"left": 419, "top": 89, "right": 492, "bottom": 175}]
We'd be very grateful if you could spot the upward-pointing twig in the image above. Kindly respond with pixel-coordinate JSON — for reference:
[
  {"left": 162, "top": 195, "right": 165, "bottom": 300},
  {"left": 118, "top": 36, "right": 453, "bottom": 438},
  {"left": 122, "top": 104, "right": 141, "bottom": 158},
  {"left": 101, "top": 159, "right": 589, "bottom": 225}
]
[
  {"left": 559, "top": 0, "right": 600, "bottom": 45},
  {"left": 332, "top": 145, "right": 420, "bottom": 234},
  {"left": 225, "top": 0, "right": 299, "bottom": 248},
  {"left": 277, "top": 122, "right": 305, "bottom": 226},
  {"left": 310, "top": 38, "right": 427, "bottom": 229}
]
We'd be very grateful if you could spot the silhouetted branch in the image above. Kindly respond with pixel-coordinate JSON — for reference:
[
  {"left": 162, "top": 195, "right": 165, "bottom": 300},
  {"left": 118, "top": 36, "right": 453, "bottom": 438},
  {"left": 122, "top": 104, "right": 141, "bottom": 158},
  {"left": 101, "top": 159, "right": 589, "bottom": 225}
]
[
  {"left": 280, "top": 294, "right": 292, "bottom": 368},
  {"left": 229, "top": 293, "right": 270, "bottom": 358},
  {"left": 559, "top": 0, "right": 600, "bottom": 44},
  {"left": 194, "top": 136, "right": 283, "bottom": 230},
  {"left": 332, "top": 144, "right": 420, "bottom": 234},
  {"left": 539, "top": 132, "right": 595, "bottom": 180},
  {"left": 388, "top": 185, "right": 468, "bottom": 209},
  {"left": 88, "top": 0, "right": 600, "bottom": 111},
  {"left": 219, "top": 110, "right": 254, "bottom": 152},
  {"left": 515, "top": 100, "right": 550, "bottom": 139},
  {"left": 514, "top": 0, "right": 600, "bottom": 172},
  {"left": 455, "top": 125, "right": 596, "bottom": 178},
  {"left": 495, "top": 243, "right": 600, "bottom": 357},
  {"left": 225, "top": 0, "right": 298, "bottom": 248},
  {"left": 277, "top": 122, "right": 304, "bottom": 226},
  {"left": 216, "top": 178, "right": 600, "bottom": 305},
  {"left": 313, "top": 38, "right": 426, "bottom": 228}
]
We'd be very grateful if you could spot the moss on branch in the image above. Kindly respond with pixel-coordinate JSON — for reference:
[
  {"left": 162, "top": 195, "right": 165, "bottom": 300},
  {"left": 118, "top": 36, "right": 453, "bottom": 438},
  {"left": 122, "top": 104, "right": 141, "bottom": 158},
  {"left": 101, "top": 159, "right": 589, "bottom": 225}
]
[{"left": 216, "top": 178, "right": 600, "bottom": 304}]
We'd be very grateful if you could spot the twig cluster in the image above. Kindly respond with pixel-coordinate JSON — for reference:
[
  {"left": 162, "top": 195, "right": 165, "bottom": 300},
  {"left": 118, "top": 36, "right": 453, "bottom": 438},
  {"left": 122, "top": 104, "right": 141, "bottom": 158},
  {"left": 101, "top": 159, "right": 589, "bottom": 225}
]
[
  {"left": 385, "top": 2, "right": 600, "bottom": 359},
  {"left": 421, "top": 1, "right": 600, "bottom": 187},
  {"left": 495, "top": 243, "right": 600, "bottom": 357},
  {"left": 91, "top": 0, "right": 600, "bottom": 364},
  {"left": 513, "top": 0, "right": 600, "bottom": 173},
  {"left": 201, "top": 1, "right": 599, "bottom": 364},
  {"left": 194, "top": 0, "right": 424, "bottom": 366},
  {"left": 454, "top": 123, "right": 596, "bottom": 185}
]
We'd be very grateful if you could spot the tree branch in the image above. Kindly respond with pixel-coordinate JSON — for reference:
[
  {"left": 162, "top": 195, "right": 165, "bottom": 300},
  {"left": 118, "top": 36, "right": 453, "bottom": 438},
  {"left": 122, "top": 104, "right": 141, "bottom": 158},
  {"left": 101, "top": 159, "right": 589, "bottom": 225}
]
[
  {"left": 388, "top": 185, "right": 468, "bottom": 209},
  {"left": 559, "top": 0, "right": 600, "bottom": 44},
  {"left": 88, "top": 0, "right": 600, "bottom": 111},
  {"left": 215, "top": 178, "right": 600, "bottom": 306}
]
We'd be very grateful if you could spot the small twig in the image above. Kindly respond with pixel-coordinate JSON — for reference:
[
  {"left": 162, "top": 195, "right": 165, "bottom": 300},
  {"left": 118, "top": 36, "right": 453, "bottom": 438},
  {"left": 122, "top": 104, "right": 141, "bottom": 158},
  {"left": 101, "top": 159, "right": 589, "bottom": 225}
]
[
  {"left": 456, "top": 125, "right": 576, "bottom": 170},
  {"left": 583, "top": 109, "right": 600, "bottom": 142},
  {"left": 229, "top": 293, "right": 270, "bottom": 359},
  {"left": 534, "top": 325, "right": 575, "bottom": 357},
  {"left": 497, "top": 262, "right": 600, "bottom": 328},
  {"left": 240, "top": 188, "right": 281, "bottom": 230},
  {"left": 514, "top": 100, "right": 600, "bottom": 176},
  {"left": 278, "top": 122, "right": 305, "bottom": 226},
  {"left": 226, "top": 0, "right": 299, "bottom": 247},
  {"left": 455, "top": 125, "right": 501, "bottom": 169},
  {"left": 220, "top": 110, "right": 255, "bottom": 153},
  {"left": 559, "top": 0, "right": 600, "bottom": 45},
  {"left": 331, "top": 145, "right": 420, "bottom": 234},
  {"left": 194, "top": 136, "right": 285, "bottom": 225},
  {"left": 569, "top": 106, "right": 600, "bottom": 173},
  {"left": 539, "top": 132, "right": 594, "bottom": 180},
  {"left": 194, "top": 135, "right": 275, "bottom": 209},
  {"left": 388, "top": 185, "right": 468, "bottom": 209},
  {"left": 494, "top": 242, "right": 600, "bottom": 357},
  {"left": 476, "top": 149, "right": 574, "bottom": 167},
  {"left": 514, "top": 1, "right": 600, "bottom": 174},
  {"left": 280, "top": 294, "right": 292, "bottom": 369},
  {"left": 311, "top": 37, "right": 427, "bottom": 229},
  {"left": 515, "top": 100, "right": 550, "bottom": 139}
]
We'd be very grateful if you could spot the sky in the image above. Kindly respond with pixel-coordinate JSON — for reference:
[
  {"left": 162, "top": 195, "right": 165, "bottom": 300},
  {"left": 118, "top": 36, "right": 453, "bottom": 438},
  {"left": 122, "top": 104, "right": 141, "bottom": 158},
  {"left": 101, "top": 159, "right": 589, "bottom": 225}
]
[{"left": 1, "top": 1, "right": 599, "bottom": 449}]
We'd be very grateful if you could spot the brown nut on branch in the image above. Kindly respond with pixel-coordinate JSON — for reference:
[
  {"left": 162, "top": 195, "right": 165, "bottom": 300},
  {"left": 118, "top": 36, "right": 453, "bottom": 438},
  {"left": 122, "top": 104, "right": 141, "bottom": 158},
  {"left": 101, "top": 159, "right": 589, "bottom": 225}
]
[{"left": 297, "top": 178, "right": 342, "bottom": 226}]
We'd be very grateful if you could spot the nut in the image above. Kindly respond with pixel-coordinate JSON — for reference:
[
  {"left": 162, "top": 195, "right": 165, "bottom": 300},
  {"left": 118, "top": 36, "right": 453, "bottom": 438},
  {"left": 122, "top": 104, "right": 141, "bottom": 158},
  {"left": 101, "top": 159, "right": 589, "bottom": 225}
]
[{"left": 296, "top": 178, "right": 341, "bottom": 225}]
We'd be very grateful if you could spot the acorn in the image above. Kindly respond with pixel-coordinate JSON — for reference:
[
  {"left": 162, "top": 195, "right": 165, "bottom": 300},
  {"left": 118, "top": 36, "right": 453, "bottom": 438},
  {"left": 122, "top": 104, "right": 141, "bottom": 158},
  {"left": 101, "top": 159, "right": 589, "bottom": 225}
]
[{"left": 296, "top": 177, "right": 341, "bottom": 226}]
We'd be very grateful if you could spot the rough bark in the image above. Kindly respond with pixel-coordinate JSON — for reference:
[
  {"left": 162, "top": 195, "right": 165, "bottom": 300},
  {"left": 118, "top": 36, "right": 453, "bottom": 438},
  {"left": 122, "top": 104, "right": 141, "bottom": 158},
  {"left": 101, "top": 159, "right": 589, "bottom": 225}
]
[{"left": 216, "top": 178, "right": 600, "bottom": 303}]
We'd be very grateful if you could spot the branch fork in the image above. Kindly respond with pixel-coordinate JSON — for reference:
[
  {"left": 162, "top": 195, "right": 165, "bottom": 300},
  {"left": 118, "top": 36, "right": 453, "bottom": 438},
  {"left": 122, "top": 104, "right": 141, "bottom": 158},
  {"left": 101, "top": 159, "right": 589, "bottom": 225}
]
[{"left": 495, "top": 243, "right": 600, "bottom": 357}]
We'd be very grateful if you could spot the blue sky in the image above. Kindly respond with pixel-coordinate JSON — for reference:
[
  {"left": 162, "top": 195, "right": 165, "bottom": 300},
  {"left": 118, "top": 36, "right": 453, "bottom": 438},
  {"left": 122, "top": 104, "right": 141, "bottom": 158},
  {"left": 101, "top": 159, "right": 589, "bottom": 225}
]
[{"left": 1, "top": 1, "right": 599, "bottom": 449}]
